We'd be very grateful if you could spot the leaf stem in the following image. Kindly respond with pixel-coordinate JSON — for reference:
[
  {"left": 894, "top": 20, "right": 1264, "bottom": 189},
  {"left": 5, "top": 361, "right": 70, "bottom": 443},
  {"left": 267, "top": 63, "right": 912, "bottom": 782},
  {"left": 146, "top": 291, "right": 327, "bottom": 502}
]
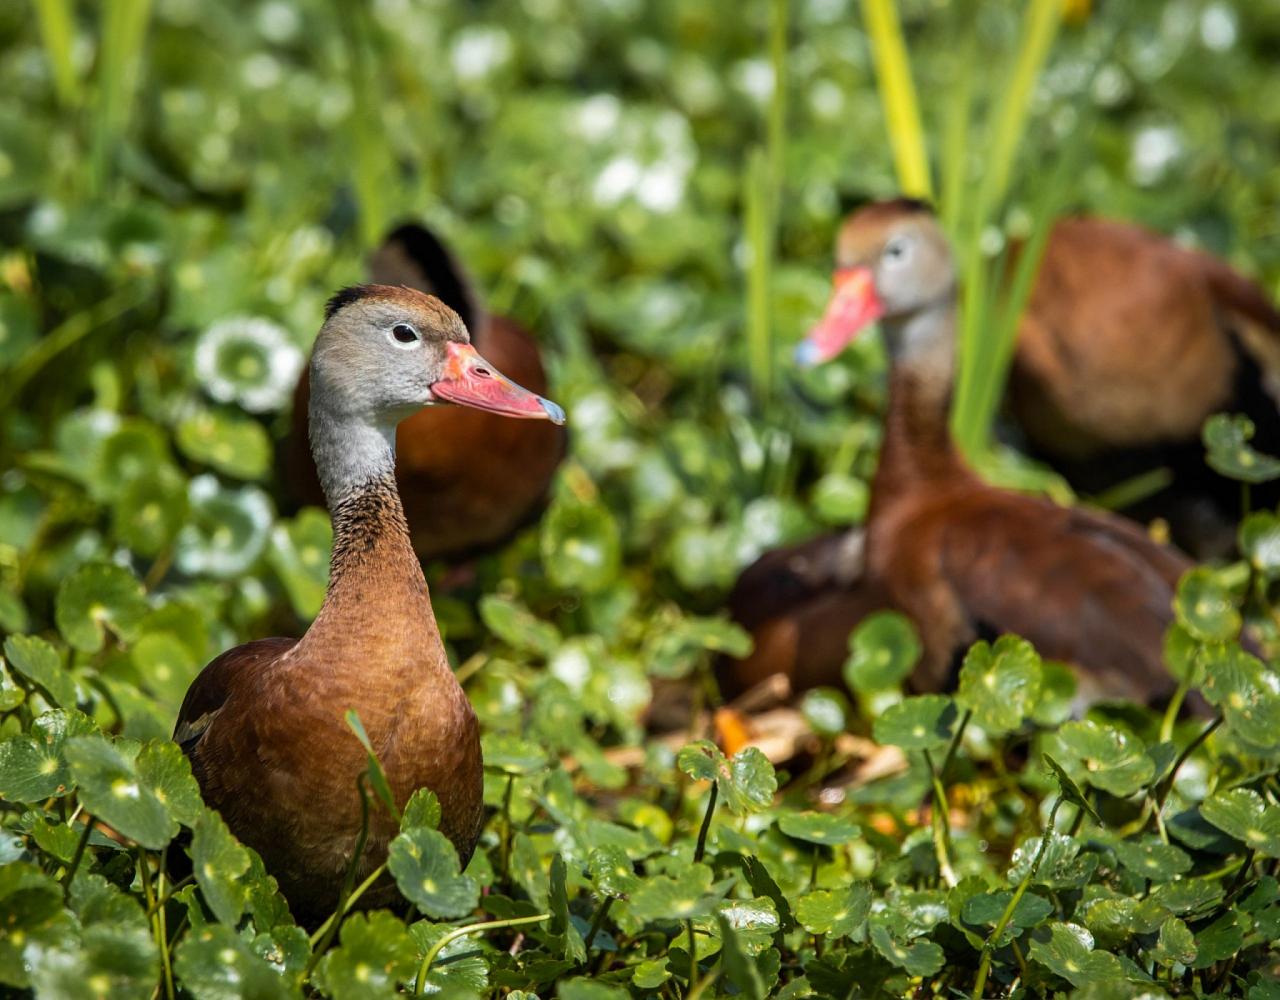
[
  {"left": 685, "top": 918, "right": 698, "bottom": 989},
  {"left": 584, "top": 896, "right": 614, "bottom": 952},
  {"left": 923, "top": 748, "right": 957, "bottom": 888},
  {"left": 305, "top": 775, "right": 372, "bottom": 972},
  {"left": 972, "top": 796, "right": 1064, "bottom": 1000},
  {"left": 1153, "top": 714, "right": 1223, "bottom": 823},
  {"left": 137, "top": 849, "right": 175, "bottom": 1000},
  {"left": 61, "top": 814, "right": 93, "bottom": 895},
  {"left": 694, "top": 782, "right": 718, "bottom": 864},
  {"left": 412, "top": 913, "right": 549, "bottom": 995},
  {"left": 500, "top": 773, "right": 516, "bottom": 885}
]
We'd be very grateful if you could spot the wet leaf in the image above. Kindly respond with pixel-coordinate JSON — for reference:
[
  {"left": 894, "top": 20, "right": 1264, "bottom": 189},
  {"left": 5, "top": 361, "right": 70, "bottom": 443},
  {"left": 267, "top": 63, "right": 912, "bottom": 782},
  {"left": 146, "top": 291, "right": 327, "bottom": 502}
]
[
  {"left": 176, "top": 408, "right": 272, "bottom": 480},
  {"left": 629, "top": 862, "right": 717, "bottom": 921},
  {"left": 1203, "top": 413, "right": 1280, "bottom": 484},
  {"left": 1028, "top": 921, "right": 1126, "bottom": 987},
  {"left": 55, "top": 562, "right": 148, "bottom": 653},
  {"left": 1174, "top": 567, "right": 1241, "bottom": 642},
  {"left": 191, "top": 809, "right": 251, "bottom": 926},
  {"left": 1200, "top": 788, "right": 1280, "bottom": 858},
  {"left": 0, "top": 861, "right": 77, "bottom": 988},
  {"left": 872, "top": 695, "right": 957, "bottom": 752},
  {"left": 65, "top": 736, "right": 175, "bottom": 849},
  {"left": 1240, "top": 511, "right": 1280, "bottom": 578},
  {"left": 794, "top": 882, "right": 872, "bottom": 939},
  {"left": 0, "top": 709, "right": 97, "bottom": 802},
  {"left": 174, "top": 923, "right": 294, "bottom": 1000},
  {"left": 387, "top": 826, "right": 479, "bottom": 919},
  {"left": 675, "top": 740, "right": 776, "bottom": 815},
  {"left": 315, "top": 911, "right": 415, "bottom": 999},
  {"left": 869, "top": 920, "right": 943, "bottom": 976},
  {"left": 267, "top": 508, "right": 332, "bottom": 620},
  {"left": 1200, "top": 645, "right": 1280, "bottom": 749},
  {"left": 718, "top": 913, "right": 766, "bottom": 1000},
  {"left": 777, "top": 811, "right": 861, "bottom": 846},
  {"left": 400, "top": 788, "right": 441, "bottom": 832},
  {"left": 844, "top": 612, "right": 920, "bottom": 692},
  {"left": 482, "top": 733, "right": 551, "bottom": 776},
  {"left": 1111, "top": 839, "right": 1193, "bottom": 882},
  {"left": 1148, "top": 916, "right": 1196, "bottom": 968},
  {"left": 478, "top": 595, "right": 561, "bottom": 657},
  {"left": 408, "top": 920, "right": 490, "bottom": 996},
  {"left": 588, "top": 845, "right": 640, "bottom": 897},
  {"left": 955, "top": 635, "right": 1041, "bottom": 735},
  {"left": 3, "top": 633, "right": 75, "bottom": 708},
  {"left": 1056, "top": 721, "right": 1154, "bottom": 797}
]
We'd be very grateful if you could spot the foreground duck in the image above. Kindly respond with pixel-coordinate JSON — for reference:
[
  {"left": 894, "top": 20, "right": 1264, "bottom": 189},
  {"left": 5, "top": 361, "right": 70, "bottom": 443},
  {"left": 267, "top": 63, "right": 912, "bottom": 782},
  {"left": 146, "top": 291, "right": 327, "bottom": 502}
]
[
  {"left": 290, "top": 223, "right": 566, "bottom": 562},
  {"left": 175, "top": 285, "right": 565, "bottom": 921},
  {"left": 727, "top": 201, "right": 1194, "bottom": 705}
]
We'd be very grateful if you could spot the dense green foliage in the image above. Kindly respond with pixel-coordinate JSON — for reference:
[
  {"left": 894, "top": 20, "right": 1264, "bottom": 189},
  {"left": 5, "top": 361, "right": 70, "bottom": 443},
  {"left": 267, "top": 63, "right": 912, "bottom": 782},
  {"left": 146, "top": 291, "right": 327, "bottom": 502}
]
[{"left": 2, "top": 1, "right": 1280, "bottom": 997}]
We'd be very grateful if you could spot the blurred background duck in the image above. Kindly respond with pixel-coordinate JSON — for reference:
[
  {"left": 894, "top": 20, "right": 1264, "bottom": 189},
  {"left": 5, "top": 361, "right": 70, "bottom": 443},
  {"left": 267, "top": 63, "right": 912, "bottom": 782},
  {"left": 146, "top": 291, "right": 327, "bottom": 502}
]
[
  {"left": 290, "top": 223, "right": 566, "bottom": 564},
  {"left": 723, "top": 201, "right": 1205, "bottom": 709},
  {"left": 177, "top": 286, "right": 565, "bottom": 924}
]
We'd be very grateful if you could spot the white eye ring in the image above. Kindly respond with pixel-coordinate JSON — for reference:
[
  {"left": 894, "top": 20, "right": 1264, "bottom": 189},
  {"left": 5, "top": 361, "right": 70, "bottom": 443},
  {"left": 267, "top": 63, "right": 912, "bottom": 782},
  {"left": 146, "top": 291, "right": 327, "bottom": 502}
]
[
  {"left": 389, "top": 323, "right": 421, "bottom": 348},
  {"left": 883, "top": 238, "right": 911, "bottom": 263}
]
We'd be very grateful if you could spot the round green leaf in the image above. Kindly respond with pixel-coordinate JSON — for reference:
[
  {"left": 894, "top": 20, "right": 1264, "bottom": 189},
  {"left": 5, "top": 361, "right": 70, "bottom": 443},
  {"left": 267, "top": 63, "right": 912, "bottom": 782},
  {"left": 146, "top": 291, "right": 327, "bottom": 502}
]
[
  {"left": 55, "top": 562, "right": 148, "bottom": 653},
  {"left": 1111, "top": 838, "right": 1193, "bottom": 882},
  {"left": 540, "top": 494, "right": 622, "bottom": 594},
  {"left": 400, "top": 788, "right": 441, "bottom": 832},
  {"left": 1056, "top": 720, "right": 1154, "bottom": 798},
  {"left": 64, "top": 736, "right": 175, "bottom": 850},
  {"left": 481, "top": 733, "right": 551, "bottom": 776},
  {"left": 800, "top": 687, "right": 849, "bottom": 737},
  {"left": 1028, "top": 921, "right": 1125, "bottom": 987},
  {"left": 131, "top": 631, "right": 199, "bottom": 706},
  {"left": 0, "top": 709, "right": 97, "bottom": 802},
  {"left": 1203, "top": 413, "right": 1280, "bottom": 484},
  {"left": 956, "top": 635, "right": 1041, "bottom": 735},
  {"left": 1200, "top": 645, "right": 1280, "bottom": 750},
  {"left": 628, "top": 863, "right": 717, "bottom": 921},
  {"left": 1200, "top": 788, "right": 1280, "bottom": 858},
  {"left": 191, "top": 809, "right": 251, "bottom": 926},
  {"left": 3, "top": 633, "right": 75, "bottom": 708},
  {"left": 408, "top": 920, "right": 491, "bottom": 996},
  {"left": 1174, "top": 567, "right": 1241, "bottom": 643},
  {"left": 112, "top": 466, "right": 190, "bottom": 558},
  {"left": 477, "top": 595, "right": 561, "bottom": 657},
  {"left": 676, "top": 740, "right": 777, "bottom": 815},
  {"left": 0, "top": 862, "right": 77, "bottom": 988},
  {"left": 844, "top": 611, "right": 920, "bottom": 692},
  {"left": 794, "top": 882, "right": 872, "bottom": 939},
  {"left": 872, "top": 694, "right": 957, "bottom": 752},
  {"left": 266, "top": 508, "right": 332, "bottom": 621},
  {"left": 588, "top": 845, "right": 641, "bottom": 898},
  {"left": 811, "top": 472, "right": 868, "bottom": 525},
  {"left": 387, "top": 826, "right": 479, "bottom": 919},
  {"left": 194, "top": 316, "right": 304, "bottom": 415},
  {"left": 174, "top": 924, "right": 297, "bottom": 1000},
  {"left": 1240, "top": 511, "right": 1280, "bottom": 579},
  {"left": 176, "top": 408, "right": 272, "bottom": 480},
  {"left": 869, "top": 920, "right": 943, "bottom": 977},
  {"left": 777, "top": 811, "right": 861, "bottom": 846}
]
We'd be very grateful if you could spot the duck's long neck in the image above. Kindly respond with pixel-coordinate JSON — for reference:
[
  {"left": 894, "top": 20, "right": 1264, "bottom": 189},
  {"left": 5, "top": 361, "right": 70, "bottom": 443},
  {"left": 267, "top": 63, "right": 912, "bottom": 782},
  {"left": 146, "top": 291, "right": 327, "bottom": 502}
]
[
  {"left": 303, "top": 400, "right": 439, "bottom": 663},
  {"left": 872, "top": 303, "right": 970, "bottom": 500}
]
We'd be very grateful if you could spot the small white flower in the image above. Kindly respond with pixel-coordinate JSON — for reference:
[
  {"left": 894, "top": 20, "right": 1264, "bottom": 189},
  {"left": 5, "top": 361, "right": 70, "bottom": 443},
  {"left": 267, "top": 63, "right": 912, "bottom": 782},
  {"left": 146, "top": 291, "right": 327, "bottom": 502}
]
[{"left": 194, "top": 316, "right": 304, "bottom": 414}]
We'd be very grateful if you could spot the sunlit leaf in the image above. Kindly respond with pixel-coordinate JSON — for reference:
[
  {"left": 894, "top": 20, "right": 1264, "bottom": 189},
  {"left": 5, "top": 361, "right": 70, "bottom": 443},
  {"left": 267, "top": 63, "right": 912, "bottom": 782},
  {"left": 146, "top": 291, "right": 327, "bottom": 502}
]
[
  {"left": 1203, "top": 413, "right": 1280, "bottom": 484},
  {"left": 55, "top": 562, "right": 148, "bottom": 653},
  {"left": 955, "top": 635, "right": 1041, "bottom": 735},
  {"left": 1174, "top": 567, "right": 1241, "bottom": 642},
  {"left": 1028, "top": 921, "right": 1126, "bottom": 987},
  {"left": 3, "top": 633, "right": 75, "bottom": 708},
  {"left": 844, "top": 611, "right": 920, "bottom": 692},
  {"left": 176, "top": 408, "right": 272, "bottom": 481},
  {"left": 794, "top": 882, "right": 871, "bottom": 939},
  {"left": 675, "top": 740, "right": 776, "bottom": 815},
  {"left": 1056, "top": 721, "right": 1153, "bottom": 798},
  {"left": 777, "top": 811, "right": 861, "bottom": 846},
  {"left": 387, "top": 826, "right": 479, "bottom": 919},
  {"left": 1200, "top": 789, "right": 1280, "bottom": 858},
  {"left": 65, "top": 736, "right": 175, "bottom": 849},
  {"left": 872, "top": 695, "right": 956, "bottom": 752}
]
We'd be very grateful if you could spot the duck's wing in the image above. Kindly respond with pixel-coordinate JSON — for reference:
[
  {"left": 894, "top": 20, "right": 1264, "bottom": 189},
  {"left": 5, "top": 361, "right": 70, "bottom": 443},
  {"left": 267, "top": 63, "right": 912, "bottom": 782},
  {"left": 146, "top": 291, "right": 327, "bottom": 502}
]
[{"left": 173, "top": 637, "right": 298, "bottom": 764}]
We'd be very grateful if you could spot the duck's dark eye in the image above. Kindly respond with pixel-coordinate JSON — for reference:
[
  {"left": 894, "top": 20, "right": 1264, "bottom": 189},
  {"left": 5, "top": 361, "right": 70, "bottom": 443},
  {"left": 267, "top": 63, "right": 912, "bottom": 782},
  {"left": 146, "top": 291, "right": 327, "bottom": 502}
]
[{"left": 392, "top": 324, "right": 419, "bottom": 344}]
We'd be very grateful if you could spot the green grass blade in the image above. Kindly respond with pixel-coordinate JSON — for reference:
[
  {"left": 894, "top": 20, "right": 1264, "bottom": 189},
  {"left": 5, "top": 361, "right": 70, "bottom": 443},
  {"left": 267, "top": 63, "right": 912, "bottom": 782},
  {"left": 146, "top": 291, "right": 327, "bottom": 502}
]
[
  {"left": 33, "top": 0, "right": 80, "bottom": 105},
  {"left": 861, "top": 0, "right": 932, "bottom": 199},
  {"left": 745, "top": 148, "right": 773, "bottom": 406},
  {"left": 339, "top": 6, "right": 392, "bottom": 248},
  {"left": 89, "top": 0, "right": 153, "bottom": 194},
  {"left": 939, "top": 32, "right": 975, "bottom": 236}
]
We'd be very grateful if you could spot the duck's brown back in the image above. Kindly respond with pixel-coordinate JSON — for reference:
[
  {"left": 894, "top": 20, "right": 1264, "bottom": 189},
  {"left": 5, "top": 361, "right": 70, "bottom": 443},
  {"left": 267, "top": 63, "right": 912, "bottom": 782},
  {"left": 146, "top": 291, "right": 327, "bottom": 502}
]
[{"left": 1010, "top": 218, "right": 1238, "bottom": 459}]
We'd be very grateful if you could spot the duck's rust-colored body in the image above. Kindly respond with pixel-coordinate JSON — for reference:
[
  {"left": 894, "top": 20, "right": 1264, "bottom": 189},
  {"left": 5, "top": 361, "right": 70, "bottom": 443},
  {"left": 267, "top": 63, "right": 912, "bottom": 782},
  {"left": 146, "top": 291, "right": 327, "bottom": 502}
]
[
  {"left": 177, "top": 285, "right": 565, "bottom": 923},
  {"left": 724, "top": 201, "right": 1200, "bottom": 705},
  {"left": 290, "top": 224, "right": 565, "bottom": 562}
]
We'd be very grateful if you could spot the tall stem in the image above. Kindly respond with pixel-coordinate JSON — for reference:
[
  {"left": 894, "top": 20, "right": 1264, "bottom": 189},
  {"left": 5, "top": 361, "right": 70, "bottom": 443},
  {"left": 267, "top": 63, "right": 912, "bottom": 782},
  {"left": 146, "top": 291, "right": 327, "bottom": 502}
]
[
  {"left": 61, "top": 815, "right": 93, "bottom": 895},
  {"left": 694, "top": 783, "right": 718, "bottom": 864},
  {"left": 972, "top": 797, "right": 1064, "bottom": 1000},
  {"left": 305, "top": 776, "right": 372, "bottom": 970}
]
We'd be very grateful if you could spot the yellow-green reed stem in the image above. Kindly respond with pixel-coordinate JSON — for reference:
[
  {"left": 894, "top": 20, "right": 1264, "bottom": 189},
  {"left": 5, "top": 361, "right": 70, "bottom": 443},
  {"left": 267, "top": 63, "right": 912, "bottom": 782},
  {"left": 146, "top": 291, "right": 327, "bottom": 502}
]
[
  {"left": 90, "top": 0, "right": 153, "bottom": 195},
  {"left": 745, "top": 149, "right": 773, "bottom": 406},
  {"left": 861, "top": 0, "right": 932, "bottom": 200},
  {"left": 338, "top": 5, "right": 392, "bottom": 248},
  {"left": 939, "top": 35, "right": 975, "bottom": 236},
  {"left": 33, "top": 0, "right": 80, "bottom": 106},
  {"left": 973, "top": 0, "right": 1064, "bottom": 225}
]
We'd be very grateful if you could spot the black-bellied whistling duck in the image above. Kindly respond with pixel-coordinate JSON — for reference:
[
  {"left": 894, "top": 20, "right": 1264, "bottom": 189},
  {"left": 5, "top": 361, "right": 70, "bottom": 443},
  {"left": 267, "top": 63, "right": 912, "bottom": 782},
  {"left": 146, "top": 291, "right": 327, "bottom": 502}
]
[
  {"left": 807, "top": 205, "right": 1280, "bottom": 556},
  {"left": 290, "top": 224, "right": 566, "bottom": 562},
  {"left": 738, "top": 200, "right": 1196, "bottom": 705},
  {"left": 175, "top": 285, "right": 565, "bottom": 922}
]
